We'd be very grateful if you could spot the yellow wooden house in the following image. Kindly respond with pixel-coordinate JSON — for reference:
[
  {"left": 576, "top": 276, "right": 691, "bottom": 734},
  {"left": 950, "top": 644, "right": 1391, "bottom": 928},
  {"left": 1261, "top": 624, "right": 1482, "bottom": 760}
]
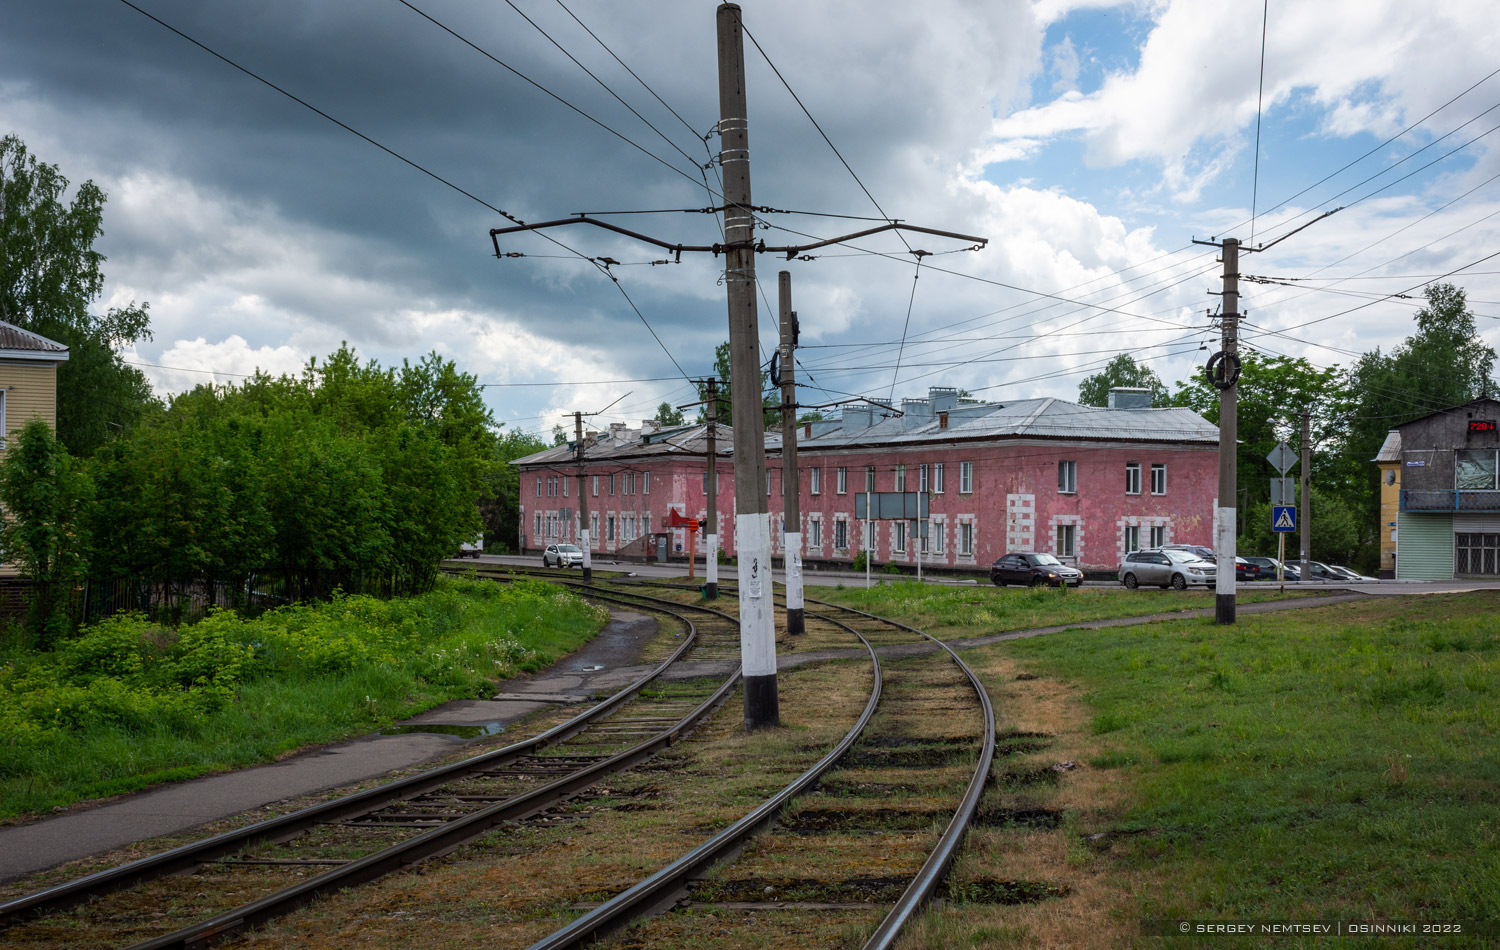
[{"left": 0, "top": 320, "right": 70, "bottom": 576}]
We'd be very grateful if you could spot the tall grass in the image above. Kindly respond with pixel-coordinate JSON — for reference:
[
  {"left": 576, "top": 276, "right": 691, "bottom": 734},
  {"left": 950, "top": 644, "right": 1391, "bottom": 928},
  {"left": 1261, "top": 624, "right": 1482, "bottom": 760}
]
[{"left": 0, "top": 577, "right": 607, "bottom": 818}]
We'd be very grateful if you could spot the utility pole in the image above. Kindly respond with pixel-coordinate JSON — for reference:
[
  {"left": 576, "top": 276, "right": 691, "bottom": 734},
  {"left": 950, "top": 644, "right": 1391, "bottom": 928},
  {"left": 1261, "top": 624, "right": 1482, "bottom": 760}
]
[
  {"left": 575, "top": 412, "right": 592, "bottom": 584},
  {"left": 1214, "top": 238, "right": 1240, "bottom": 625},
  {"left": 704, "top": 377, "right": 720, "bottom": 600},
  {"left": 1300, "top": 409, "right": 1311, "bottom": 583},
  {"left": 718, "top": 1, "right": 777, "bottom": 729},
  {"left": 778, "top": 271, "right": 803, "bottom": 634}
]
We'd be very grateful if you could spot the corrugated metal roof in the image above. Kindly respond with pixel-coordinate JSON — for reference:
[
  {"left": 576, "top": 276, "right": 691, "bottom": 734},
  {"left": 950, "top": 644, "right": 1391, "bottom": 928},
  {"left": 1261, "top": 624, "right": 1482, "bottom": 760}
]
[
  {"left": 0, "top": 320, "right": 68, "bottom": 355},
  {"left": 512, "top": 394, "right": 1218, "bottom": 469},
  {"left": 1372, "top": 429, "right": 1402, "bottom": 463}
]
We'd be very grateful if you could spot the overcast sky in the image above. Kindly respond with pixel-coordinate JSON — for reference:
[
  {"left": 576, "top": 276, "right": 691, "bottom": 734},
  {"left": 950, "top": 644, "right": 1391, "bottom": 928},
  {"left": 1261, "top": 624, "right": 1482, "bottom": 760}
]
[{"left": 4, "top": 0, "right": 1498, "bottom": 439}]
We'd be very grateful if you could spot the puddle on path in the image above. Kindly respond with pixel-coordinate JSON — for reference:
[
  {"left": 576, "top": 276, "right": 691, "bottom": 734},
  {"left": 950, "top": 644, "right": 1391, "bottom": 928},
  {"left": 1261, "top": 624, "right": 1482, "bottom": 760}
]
[{"left": 379, "top": 722, "right": 507, "bottom": 739}]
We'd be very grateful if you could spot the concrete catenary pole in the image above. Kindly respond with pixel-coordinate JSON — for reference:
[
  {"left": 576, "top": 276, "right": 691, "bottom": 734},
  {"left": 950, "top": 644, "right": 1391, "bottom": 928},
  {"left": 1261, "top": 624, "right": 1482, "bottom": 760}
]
[
  {"left": 718, "top": 2, "right": 777, "bottom": 729},
  {"left": 704, "top": 377, "right": 720, "bottom": 600},
  {"left": 1215, "top": 238, "right": 1240, "bottom": 625},
  {"left": 778, "top": 271, "right": 804, "bottom": 634},
  {"left": 575, "top": 411, "right": 591, "bottom": 584},
  {"left": 1300, "top": 409, "right": 1311, "bottom": 582}
]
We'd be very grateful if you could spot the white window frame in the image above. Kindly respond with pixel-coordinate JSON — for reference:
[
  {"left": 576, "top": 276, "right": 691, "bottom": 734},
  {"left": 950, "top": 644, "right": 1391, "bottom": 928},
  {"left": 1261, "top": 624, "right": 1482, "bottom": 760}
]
[
  {"left": 809, "top": 517, "right": 822, "bottom": 547},
  {"left": 1150, "top": 524, "right": 1165, "bottom": 548},
  {"left": 919, "top": 463, "right": 929, "bottom": 493},
  {"left": 1058, "top": 460, "right": 1077, "bottom": 494},
  {"left": 1056, "top": 523, "right": 1075, "bottom": 558},
  {"left": 959, "top": 521, "right": 973, "bottom": 556},
  {"left": 643, "top": 472, "right": 651, "bottom": 495},
  {"left": 590, "top": 512, "right": 599, "bottom": 544},
  {"left": 1125, "top": 462, "right": 1141, "bottom": 495},
  {"left": 562, "top": 476, "right": 569, "bottom": 498},
  {"left": 535, "top": 511, "right": 542, "bottom": 537},
  {"left": 893, "top": 521, "right": 907, "bottom": 553},
  {"left": 835, "top": 518, "right": 849, "bottom": 551},
  {"left": 810, "top": 467, "right": 822, "bottom": 495},
  {"left": 836, "top": 466, "right": 847, "bottom": 494},
  {"left": 866, "top": 520, "right": 877, "bottom": 551},
  {"left": 932, "top": 519, "right": 945, "bottom": 554},
  {"left": 1125, "top": 525, "right": 1141, "bottom": 552},
  {"left": 609, "top": 474, "right": 617, "bottom": 496},
  {"left": 933, "top": 462, "right": 945, "bottom": 494},
  {"left": 894, "top": 464, "right": 906, "bottom": 492},
  {"left": 865, "top": 466, "right": 877, "bottom": 493},
  {"left": 536, "top": 477, "right": 543, "bottom": 497},
  {"left": 959, "top": 461, "right": 974, "bottom": 494},
  {"left": 592, "top": 475, "right": 599, "bottom": 497},
  {"left": 1151, "top": 463, "right": 1166, "bottom": 495},
  {"left": 607, "top": 515, "right": 615, "bottom": 541}
]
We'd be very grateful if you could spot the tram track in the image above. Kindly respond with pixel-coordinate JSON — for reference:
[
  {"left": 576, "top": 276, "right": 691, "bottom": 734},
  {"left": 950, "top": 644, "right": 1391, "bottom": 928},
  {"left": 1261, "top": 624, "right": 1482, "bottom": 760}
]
[
  {"left": 0, "top": 584, "right": 746, "bottom": 949},
  {"left": 4, "top": 567, "right": 994, "bottom": 949}
]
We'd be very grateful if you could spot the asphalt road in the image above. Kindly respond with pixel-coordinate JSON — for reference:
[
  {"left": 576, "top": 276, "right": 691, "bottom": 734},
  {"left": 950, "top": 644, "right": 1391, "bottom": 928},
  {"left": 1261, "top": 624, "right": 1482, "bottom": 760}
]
[{"left": 462, "top": 554, "right": 1500, "bottom": 597}]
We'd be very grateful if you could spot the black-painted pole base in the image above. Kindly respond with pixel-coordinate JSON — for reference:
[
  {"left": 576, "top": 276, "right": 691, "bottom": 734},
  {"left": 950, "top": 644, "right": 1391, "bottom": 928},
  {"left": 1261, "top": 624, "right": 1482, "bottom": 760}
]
[
  {"left": 705, "top": 581, "right": 718, "bottom": 600},
  {"left": 743, "top": 673, "right": 779, "bottom": 731},
  {"left": 1215, "top": 593, "right": 1236, "bottom": 625},
  {"left": 786, "top": 607, "right": 804, "bottom": 635},
  {"left": 582, "top": 567, "right": 592, "bottom": 584}
]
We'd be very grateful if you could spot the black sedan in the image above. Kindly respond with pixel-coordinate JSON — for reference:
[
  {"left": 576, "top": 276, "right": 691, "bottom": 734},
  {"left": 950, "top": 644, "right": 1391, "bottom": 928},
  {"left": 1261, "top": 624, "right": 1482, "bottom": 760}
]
[{"left": 991, "top": 552, "right": 1084, "bottom": 588}]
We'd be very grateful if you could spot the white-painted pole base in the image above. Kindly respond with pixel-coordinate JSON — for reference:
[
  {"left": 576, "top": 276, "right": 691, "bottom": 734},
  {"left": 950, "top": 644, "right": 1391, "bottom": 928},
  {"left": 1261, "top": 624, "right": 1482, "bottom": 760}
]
[
  {"left": 704, "top": 532, "right": 719, "bottom": 599},
  {"left": 783, "top": 530, "right": 803, "bottom": 634},
  {"left": 736, "top": 513, "right": 778, "bottom": 729},
  {"left": 1215, "top": 505, "right": 1236, "bottom": 623},
  {"left": 580, "top": 529, "right": 592, "bottom": 584}
]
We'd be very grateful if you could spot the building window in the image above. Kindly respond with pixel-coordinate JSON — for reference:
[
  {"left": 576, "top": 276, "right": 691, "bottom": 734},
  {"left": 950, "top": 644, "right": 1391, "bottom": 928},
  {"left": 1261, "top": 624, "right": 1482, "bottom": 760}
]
[
  {"left": 562, "top": 477, "right": 569, "bottom": 498},
  {"left": 893, "top": 521, "right": 906, "bottom": 553},
  {"left": 1151, "top": 463, "right": 1166, "bottom": 495},
  {"left": 1125, "top": 462, "right": 1141, "bottom": 495},
  {"left": 866, "top": 520, "right": 877, "bottom": 551},
  {"left": 767, "top": 471, "right": 774, "bottom": 495},
  {"left": 1056, "top": 524, "right": 1075, "bottom": 558},
  {"left": 609, "top": 475, "right": 616, "bottom": 496},
  {"left": 865, "top": 466, "right": 876, "bottom": 493},
  {"left": 1058, "top": 460, "right": 1076, "bottom": 494},
  {"left": 1125, "top": 525, "right": 1141, "bottom": 552},
  {"left": 590, "top": 513, "right": 599, "bottom": 543},
  {"left": 836, "top": 466, "right": 847, "bottom": 494},
  {"left": 702, "top": 472, "right": 708, "bottom": 494},
  {"left": 919, "top": 463, "right": 929, "bottom": 493},
  {"left": 592, "top": 475, "right": 599, "bottom": 497},
  {"left": 920, "top": 521, "right": 929, "bottom": 554},
  {"left": 536, "top": 477, "right": 543, "bottom": 497},
  {"left": 835, "top": 519, "right": 848, "bottom": 550},
  {"left": 1457, "top": 449, "right": 1499, "bottom": 489},
  {"left": 959, "top": 521, "right": 973, "bottom": 556},
  {"left": 933, "top": 462, "right": 945, "bottom": 494},
  {"left": 1456, "top": 532, "right": 1500, "bottom": 574},
  {"left": 959, "top": 461, "right": 974, "bottom": 494},
  {"left": 535, "top": 512, "right": 542, "bottom": 537},
  {"left": 607, "top": 516, "right": 615, "bottom": 541},
  {"left": 810, "top": 518, "right": 822, "bottom": 547},
  {"left": 1150, "top": 525, "right": 1165, "bottom": 548},
  {"left": 932, "top": 520, "right": 945, "bottom": 554},
  {"left": 810, "top": 467, "right": 821, "bottom": 495},
  {"left": 643, "top": 472, "right": 650, "bottom": 495},
  {"left": 894, "top": 464, "right": 907, "bottom": 492}
]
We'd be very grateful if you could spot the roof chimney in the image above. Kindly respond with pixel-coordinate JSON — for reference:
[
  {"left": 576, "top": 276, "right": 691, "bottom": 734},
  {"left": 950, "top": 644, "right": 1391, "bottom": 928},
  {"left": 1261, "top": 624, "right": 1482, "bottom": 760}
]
[{"left": 1107, "top": 387, "right": 1152, "bottom": 409}]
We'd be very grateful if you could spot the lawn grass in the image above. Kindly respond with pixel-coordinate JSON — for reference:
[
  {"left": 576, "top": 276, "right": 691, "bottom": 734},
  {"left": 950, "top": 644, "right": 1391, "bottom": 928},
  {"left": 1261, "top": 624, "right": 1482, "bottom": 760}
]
[
  {"left": 0, "top": 576, "right": 608, "bottom": 819},
  {"left": 812, "top": 579, "right": 1317, "bottom": 640},
  {"left": 930, "top": 591, "right": 1500, "bottom": 947}
]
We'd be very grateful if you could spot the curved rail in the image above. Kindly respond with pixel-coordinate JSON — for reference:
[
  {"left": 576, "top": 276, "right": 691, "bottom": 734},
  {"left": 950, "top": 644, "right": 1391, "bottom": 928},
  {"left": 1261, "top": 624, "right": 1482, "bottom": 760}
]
[
  {"left": 526, "top": 606, "right": 884, "bottom": 950},
  {"left": 0, "top": 585, "right": 740, "bottom": 948}
]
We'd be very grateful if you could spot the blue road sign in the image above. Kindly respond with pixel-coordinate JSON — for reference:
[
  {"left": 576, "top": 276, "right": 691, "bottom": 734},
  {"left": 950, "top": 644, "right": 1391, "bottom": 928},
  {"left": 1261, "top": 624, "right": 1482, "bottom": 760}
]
[{"left": 1272, "top": 505, "right": 1297, "bottom": 532}]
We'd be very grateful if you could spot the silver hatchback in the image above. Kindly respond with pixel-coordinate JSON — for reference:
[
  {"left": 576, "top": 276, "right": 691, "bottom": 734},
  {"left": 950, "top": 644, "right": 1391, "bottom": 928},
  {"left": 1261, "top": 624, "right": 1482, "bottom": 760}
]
[{"left": 1118, "top": 549, "right": 1217, "bottom": 589}]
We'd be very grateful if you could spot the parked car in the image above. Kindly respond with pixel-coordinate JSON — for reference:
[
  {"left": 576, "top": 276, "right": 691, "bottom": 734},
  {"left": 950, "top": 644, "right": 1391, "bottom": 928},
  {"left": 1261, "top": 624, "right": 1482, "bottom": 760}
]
[
  {"left": 1235, "top": 557, "right": 1263, "bottom": 582},
  {"left": 1328, "top": 564, "right": 1376, "bottom": 582},
  {"left": 1161, "top": 543, "right": 1216, "bottom": 561},
  {"left": 1244, "top": 556, "right": 1300, "bottom": 581},
  {"left": 1118, "top": 549, "right": 1217, "bottom": 589},
  {"left": 1304, "top": 560, "right": 1340, "bottom": 581},
  {"left": 543, "top": 543, "right": 584, "bottom": 568},
  {"left": 990, "top": 552, "right": 1084, "bottom": 588},
  {"left": 456, "top": 534, "right": 483, "bottom": 559}
]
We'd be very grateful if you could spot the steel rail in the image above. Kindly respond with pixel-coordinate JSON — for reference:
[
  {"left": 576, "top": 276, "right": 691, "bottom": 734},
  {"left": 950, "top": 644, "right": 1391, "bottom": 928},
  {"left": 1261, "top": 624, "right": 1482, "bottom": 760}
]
[
  {"left": 801, "top": 595, "right": 997, "bottom": 950},
  {"left": 526, "top": 608, "right": 883, "bottom": 950},
  {"left": 0, "top": 585, "right": 728, "bottom": 933}
]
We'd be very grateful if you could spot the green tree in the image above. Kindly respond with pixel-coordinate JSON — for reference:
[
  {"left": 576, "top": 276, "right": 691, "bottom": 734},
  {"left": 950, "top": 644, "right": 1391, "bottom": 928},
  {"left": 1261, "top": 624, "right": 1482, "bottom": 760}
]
[
  {"left": 0, "top": 420, "right": 92, "bottom": 645},
  {"left": 0, "top": 135, "right": 158, "bottom": 456},
  {"left": 482, "top": 427, "right": 547, "bottom": 553},
  {"left": 1078, "top": 354, "right": 1169, "bottom": 407},
  {"left": 653, "top": 401, "right": 685, "bottom": 426},
  {"left": 696, "top": 340, "right": 780, "bottom": 428},
  {"left": 1173, "top": 351, "right": 1350, "bottom": 517}
]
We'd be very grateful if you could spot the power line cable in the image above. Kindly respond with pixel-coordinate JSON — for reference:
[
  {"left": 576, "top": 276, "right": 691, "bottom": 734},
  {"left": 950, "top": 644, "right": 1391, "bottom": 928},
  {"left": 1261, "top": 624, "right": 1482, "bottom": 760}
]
[{"left": 1249, "top": 0, "right": 1269, "bottom": 246}]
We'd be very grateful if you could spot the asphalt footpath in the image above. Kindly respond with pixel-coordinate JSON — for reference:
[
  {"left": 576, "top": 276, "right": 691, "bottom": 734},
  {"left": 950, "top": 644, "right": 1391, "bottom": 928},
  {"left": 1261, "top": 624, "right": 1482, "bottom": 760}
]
[{"left": 0, "top": 588, "right": 1380, "bottom": 885}]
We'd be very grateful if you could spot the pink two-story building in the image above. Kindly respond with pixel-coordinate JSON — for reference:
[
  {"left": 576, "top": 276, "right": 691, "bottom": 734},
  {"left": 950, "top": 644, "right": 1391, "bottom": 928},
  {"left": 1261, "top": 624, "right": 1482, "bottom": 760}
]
[{"left": 515, "top": 386, "right": 1220, "bottom": 574}]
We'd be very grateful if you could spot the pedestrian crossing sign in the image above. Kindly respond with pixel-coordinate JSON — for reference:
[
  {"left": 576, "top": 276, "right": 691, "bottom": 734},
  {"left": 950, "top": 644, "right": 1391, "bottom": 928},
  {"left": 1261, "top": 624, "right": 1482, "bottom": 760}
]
[{"left": 1272, "top": 505, "right": 1297, "bottom": 532}]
